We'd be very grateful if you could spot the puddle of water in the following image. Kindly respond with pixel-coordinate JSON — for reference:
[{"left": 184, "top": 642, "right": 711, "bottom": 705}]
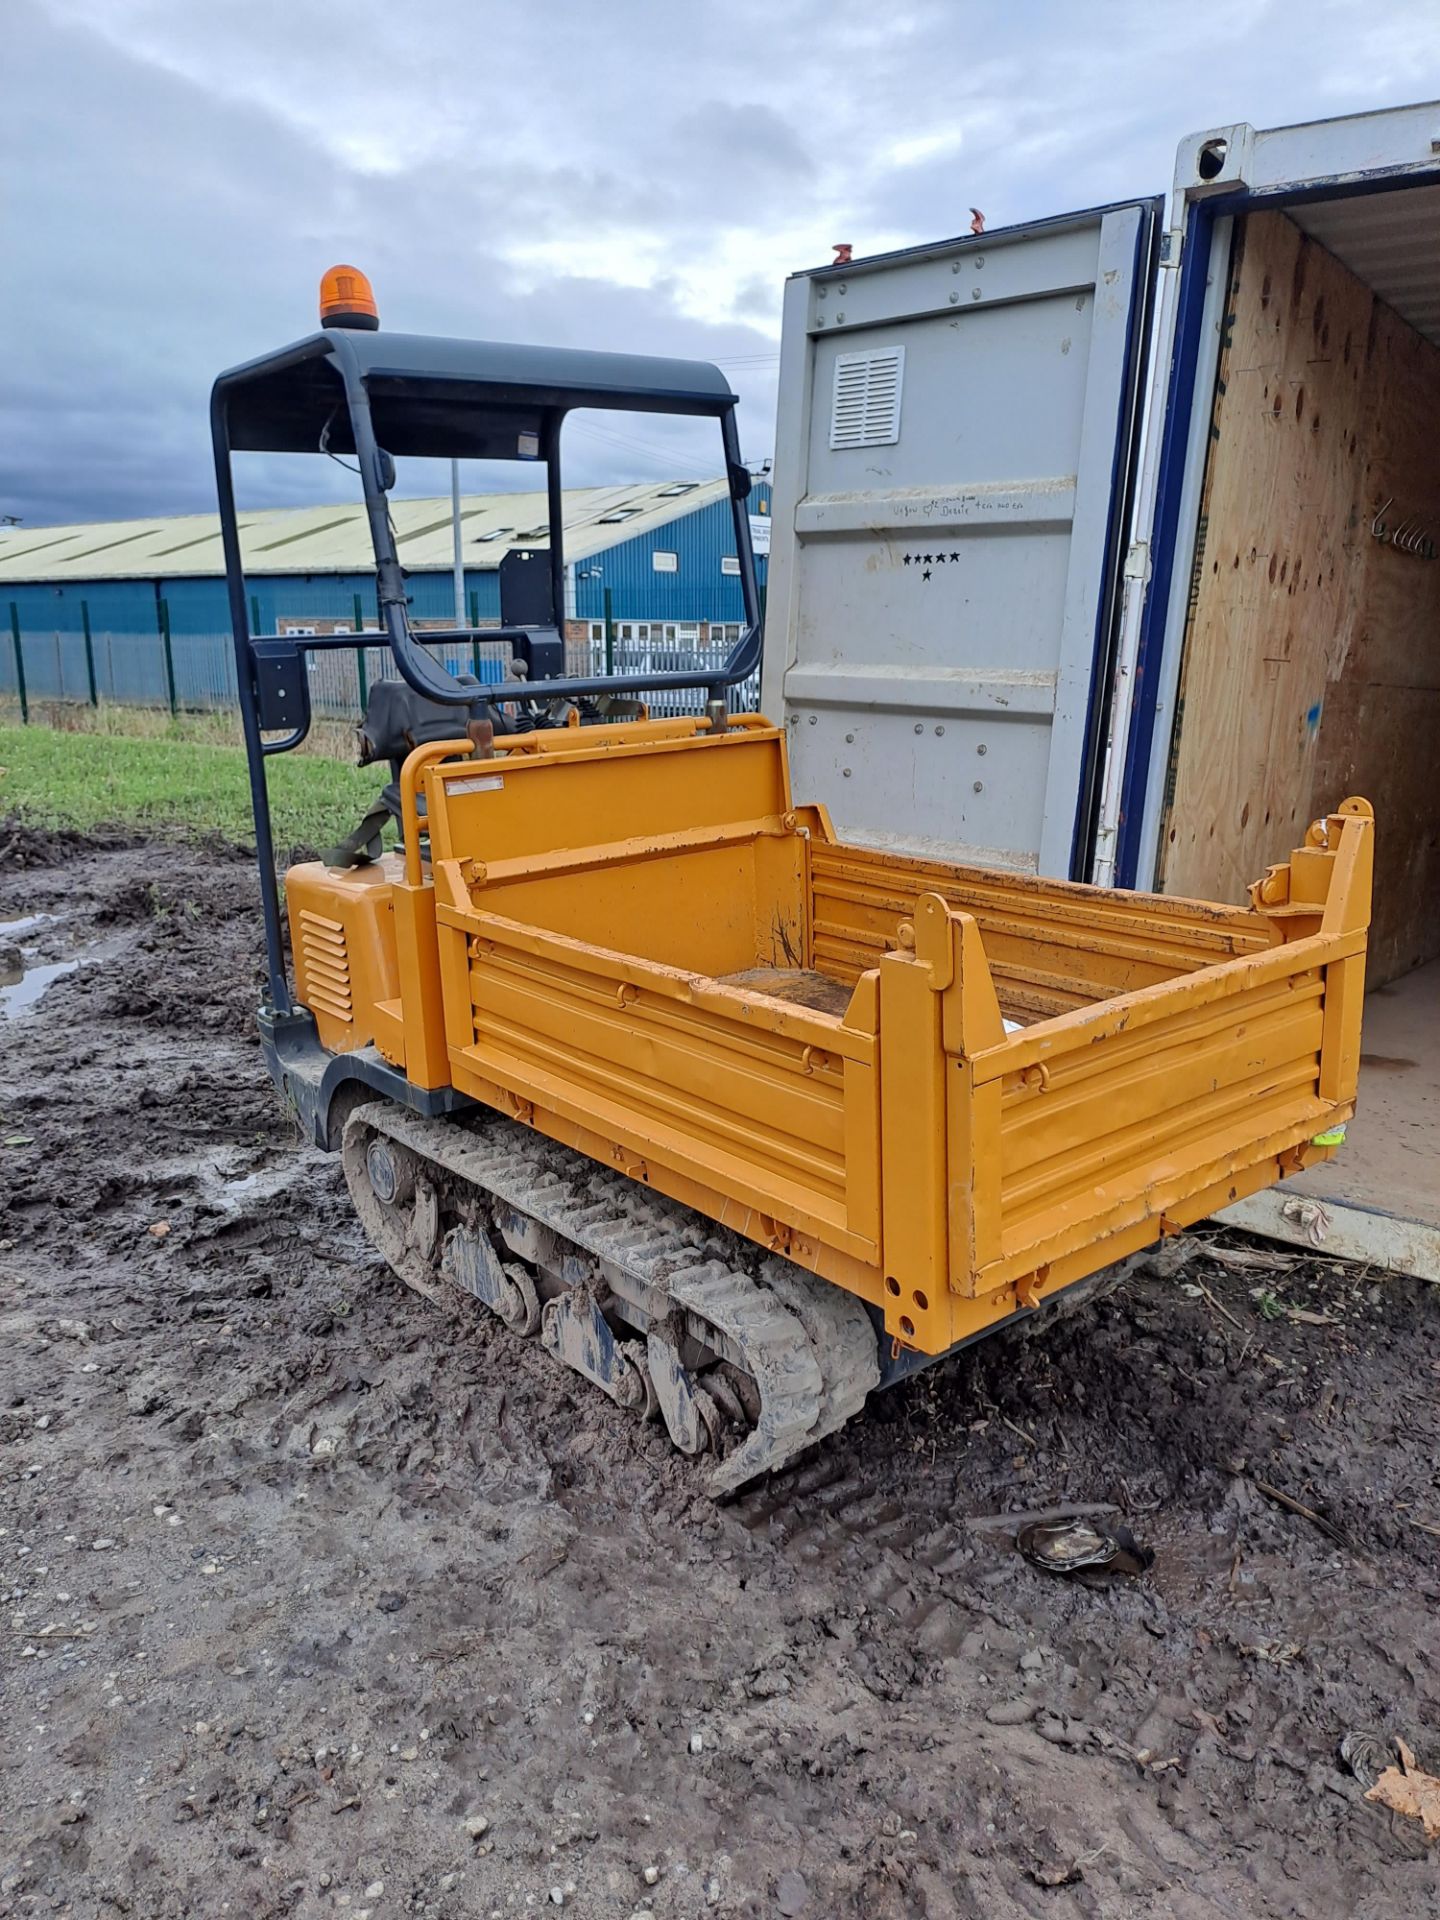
[
  {"left": 0, "top": 959, "right": 80, "bottom": 1019},
  {"left": 209, "top": 1167, "right": 293, "bottom": 1212},
  {"left": 0, "top": 911, "right": 56, "bottom": 939}
]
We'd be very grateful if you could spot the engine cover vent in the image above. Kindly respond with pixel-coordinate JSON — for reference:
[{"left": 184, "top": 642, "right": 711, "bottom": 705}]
[{"left": 298, "top": 909, "right": 354, "bottom": 1026}]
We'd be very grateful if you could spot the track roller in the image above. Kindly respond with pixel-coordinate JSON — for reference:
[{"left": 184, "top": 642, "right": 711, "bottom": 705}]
[
  {"left": 442, "top": 1224, "right": 540, "bottom": 1335},
  {"left": 541, "top": 1287, "right": 652, "bottom": 1412}
]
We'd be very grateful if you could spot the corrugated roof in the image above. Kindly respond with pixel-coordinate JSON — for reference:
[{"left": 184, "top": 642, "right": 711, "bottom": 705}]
[
  {"left": 1291, "top": 182, "right": 1440, "bottom": 347},
  {"left": 0, "top": 479, "right": 729, "bottom": 583}
]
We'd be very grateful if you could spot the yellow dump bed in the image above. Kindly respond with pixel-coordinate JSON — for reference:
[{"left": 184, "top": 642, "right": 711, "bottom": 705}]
[{"left": 289, "top": 715, "right": 1372, "bottom": 1359}]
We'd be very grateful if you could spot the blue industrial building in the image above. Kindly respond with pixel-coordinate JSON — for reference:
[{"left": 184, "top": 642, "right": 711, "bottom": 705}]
[{"left": 0, "top": 478, "right": 770, "bottom": 712}]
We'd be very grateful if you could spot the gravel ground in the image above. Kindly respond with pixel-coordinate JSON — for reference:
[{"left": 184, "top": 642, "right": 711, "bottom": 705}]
[{"left": 1, "top": 828, "right": 1438, "bottom": 1919}]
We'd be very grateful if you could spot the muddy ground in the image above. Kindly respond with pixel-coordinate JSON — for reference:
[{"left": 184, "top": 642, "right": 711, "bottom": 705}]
[{"left": 1, "top": 829, "right": 1438, "bottom": 1920}]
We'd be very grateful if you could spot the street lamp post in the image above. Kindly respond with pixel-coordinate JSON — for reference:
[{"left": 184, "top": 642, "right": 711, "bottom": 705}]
[{"left": 450, "top": 460, "right": 466, "bottom": 631}]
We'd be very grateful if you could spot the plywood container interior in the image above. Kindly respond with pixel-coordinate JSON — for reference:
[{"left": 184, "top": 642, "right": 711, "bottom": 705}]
[{"left": 1158, "top": 208, "right": 1440, "bottom": 987}]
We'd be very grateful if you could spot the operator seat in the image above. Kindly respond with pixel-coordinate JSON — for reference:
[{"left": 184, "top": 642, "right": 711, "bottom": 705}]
[{"left": 323, "top": 676, "right": 512, "bottom": 868}]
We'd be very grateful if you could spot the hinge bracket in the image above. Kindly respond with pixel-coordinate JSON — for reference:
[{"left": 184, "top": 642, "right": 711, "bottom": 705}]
[{"left": 1159, "top": 227, "right": 1184, "bottom": 269}]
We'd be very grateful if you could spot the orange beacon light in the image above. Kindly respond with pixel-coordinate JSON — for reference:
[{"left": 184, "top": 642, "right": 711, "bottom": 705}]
[{"left": 319, "top": 265, "right": 379, "bottom": 331}]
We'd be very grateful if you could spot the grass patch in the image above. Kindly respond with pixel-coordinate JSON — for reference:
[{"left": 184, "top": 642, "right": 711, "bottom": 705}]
[
  {"left": 0, "top": 723, "right": 385, "bottom": 852},
  {"left": 1, "top": 696, "right": 357, "bottom": 759}
]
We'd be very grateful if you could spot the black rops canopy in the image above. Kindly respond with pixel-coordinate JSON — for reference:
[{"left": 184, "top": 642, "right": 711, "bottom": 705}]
[
  {"left": 212, "top": 328, "right": 739, "bottom": 460},
  {"left": 211, "top": 322, "right": 760, "bottom": 1022}
]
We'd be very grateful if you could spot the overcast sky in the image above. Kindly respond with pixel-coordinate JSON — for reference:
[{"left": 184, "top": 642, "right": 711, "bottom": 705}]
[{"left": 5, "top": 0, "right": 1440, "bottom": 527}]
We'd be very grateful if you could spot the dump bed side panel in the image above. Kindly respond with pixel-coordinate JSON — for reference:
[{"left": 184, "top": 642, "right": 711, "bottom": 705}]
[{"left": 449, "top": 910, "right": 881, "bottom": 1265}]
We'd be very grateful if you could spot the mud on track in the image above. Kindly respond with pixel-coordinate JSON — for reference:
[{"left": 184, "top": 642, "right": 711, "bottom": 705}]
[{"left": 1, "top": 829, "right": 1438, "bottom": 1920}]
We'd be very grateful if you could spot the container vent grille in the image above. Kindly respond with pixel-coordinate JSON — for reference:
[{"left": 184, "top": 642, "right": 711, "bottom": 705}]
[
  {"left": 830, "top": 346, "right": 905, "bottom": 450},
  {"left": 298, "top": 909, "right": 353, "bottom": 1025}
]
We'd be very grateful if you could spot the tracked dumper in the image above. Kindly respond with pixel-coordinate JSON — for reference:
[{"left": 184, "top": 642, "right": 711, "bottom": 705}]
[{"left": 214, "top": 272, "right": 1374, "bottom": 1493}]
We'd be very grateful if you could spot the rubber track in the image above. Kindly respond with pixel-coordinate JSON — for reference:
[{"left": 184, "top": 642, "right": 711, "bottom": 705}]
[
  {"left": 757, "top": 1257, "right": 878, "bottom": 1444},
  {"left": 666, "top": 1263, "right": 822, "bottom": 1494},
  {"left": 343, "top": 1103, "right": 879, "bottom": 1492}
]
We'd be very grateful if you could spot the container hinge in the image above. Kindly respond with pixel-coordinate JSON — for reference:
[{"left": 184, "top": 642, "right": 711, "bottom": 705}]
[
  {"left": 1159, "top": 227, "right": 1184, "bottom": 269},
  {"left": 1123, "top": 539, "right": 1151, "bottom": 584}
]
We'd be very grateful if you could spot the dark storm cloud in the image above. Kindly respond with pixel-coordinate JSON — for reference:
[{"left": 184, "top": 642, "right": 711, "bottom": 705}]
[{"left": 4, "top": 0, "right": 1440, "bottom": 529}]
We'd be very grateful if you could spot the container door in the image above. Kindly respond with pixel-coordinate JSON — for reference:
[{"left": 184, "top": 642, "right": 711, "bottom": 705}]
[{"left": 763, "top": 200, "right": 1160, "bottom": 878}]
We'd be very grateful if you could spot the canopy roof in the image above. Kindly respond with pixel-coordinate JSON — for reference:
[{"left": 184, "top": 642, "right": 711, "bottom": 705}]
[{"left": 211, "top": 329, "right": 738, "bottom": 460}]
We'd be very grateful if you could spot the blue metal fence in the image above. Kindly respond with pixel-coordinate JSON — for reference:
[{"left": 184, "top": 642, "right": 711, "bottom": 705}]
[
  {"left": 0, "top": 619, "right": 753, "bottom": 723},
  {"left": 0, "top": 622, "right": 515, "bottom": 720}
]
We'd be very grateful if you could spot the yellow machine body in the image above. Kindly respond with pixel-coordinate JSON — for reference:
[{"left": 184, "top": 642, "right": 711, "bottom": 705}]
[{"left": 286, "top": 714, "right": 1373, "bottom": 1358}]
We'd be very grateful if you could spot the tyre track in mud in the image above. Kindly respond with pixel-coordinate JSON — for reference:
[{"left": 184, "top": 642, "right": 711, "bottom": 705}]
[{"left": 2, "top": 827, "right": 1439, "bottom": 1919}]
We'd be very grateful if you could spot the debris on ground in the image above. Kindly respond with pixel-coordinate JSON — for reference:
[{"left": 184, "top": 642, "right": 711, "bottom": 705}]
[
  {"left": 1341, "top": 1729, "right": 1398, "bottom": 1791},
  {"left": 1016, "top": 1516, "right": 1154, "bottom": 1576},
  {"left": 1363, "top": 1739, "right": 1440, "bottom": 1840},
  {"left": 1230, "top": 1464, "right": 1362, "bottom": 1555}
]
